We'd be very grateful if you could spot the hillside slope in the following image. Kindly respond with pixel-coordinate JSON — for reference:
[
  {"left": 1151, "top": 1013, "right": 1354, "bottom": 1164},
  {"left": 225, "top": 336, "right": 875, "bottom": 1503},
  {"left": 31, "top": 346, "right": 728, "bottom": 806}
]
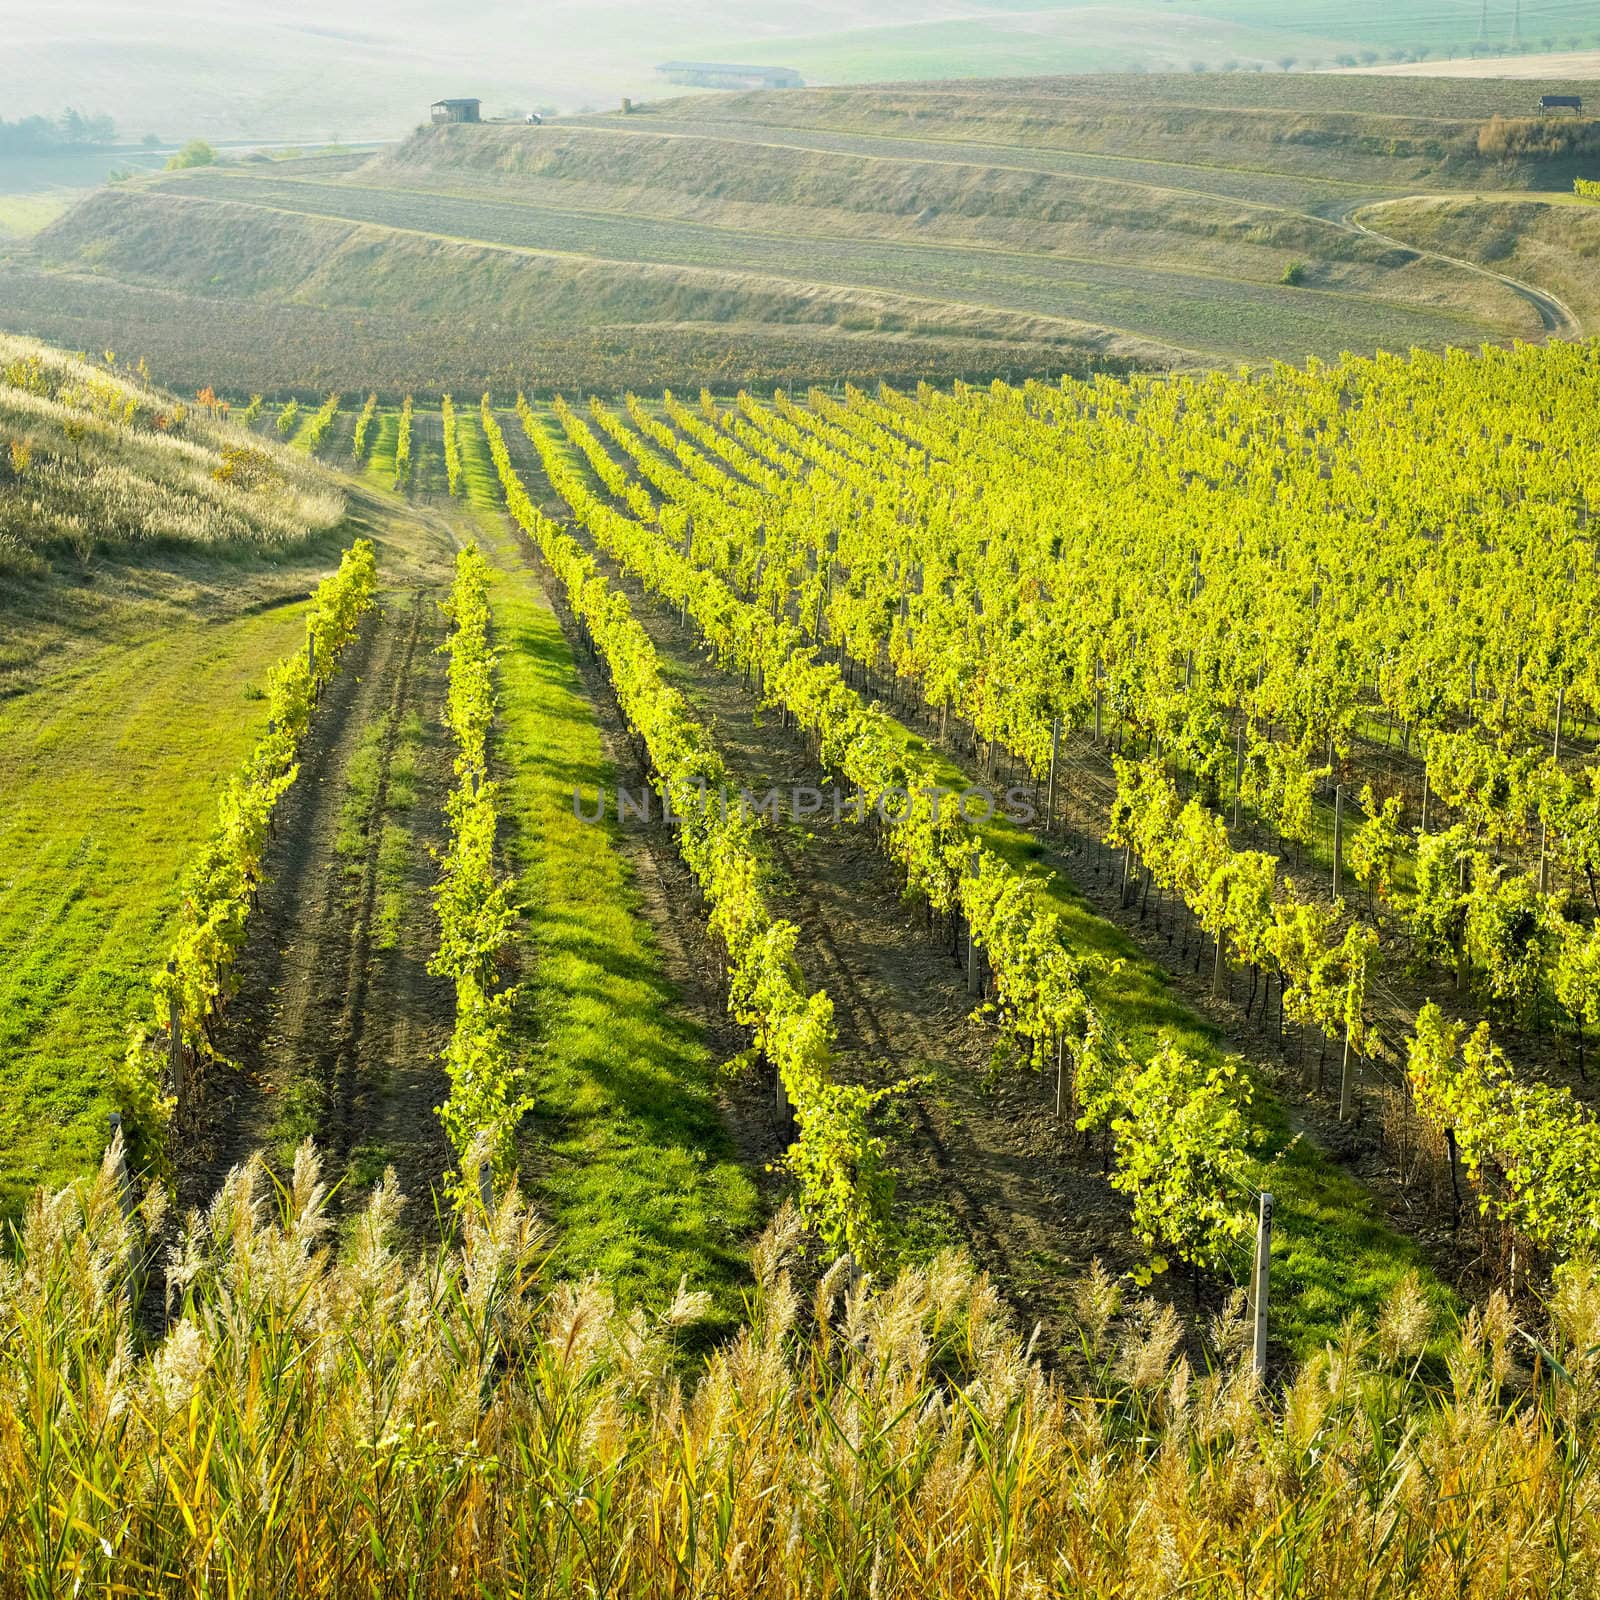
[
  {"left": 0, "top": 335, "right": 343, "bottom": 571},
  {"left": 1361, "top": 193, "right": 1600, "bottom": 330},
  {"left": 0, "top": 333, "right": 388, "bottom": 1219},
  {"left": 10, "top": 75, "right": 1597, "bottom": 389}
]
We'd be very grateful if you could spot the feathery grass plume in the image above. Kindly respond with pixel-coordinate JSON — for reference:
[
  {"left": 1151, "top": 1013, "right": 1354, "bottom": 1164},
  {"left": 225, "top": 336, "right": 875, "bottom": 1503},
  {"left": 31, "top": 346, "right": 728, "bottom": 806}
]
[
  {"left": 5, "top": 1150, "right": 1600, "bottom": 1593},
  {"left": 0, "top": 335, "right": 342, "bottom": 566}
]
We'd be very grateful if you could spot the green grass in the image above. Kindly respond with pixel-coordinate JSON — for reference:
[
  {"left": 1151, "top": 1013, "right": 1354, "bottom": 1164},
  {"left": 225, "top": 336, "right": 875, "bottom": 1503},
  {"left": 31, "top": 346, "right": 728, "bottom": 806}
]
[
  {"left": 332, "top": 700, "right": 421, "bottom": 951},
  {"left": 0, "top": 191, "right": 77, "bottom": 238},
  {"left": 376, "top": 709, "right": 423, "bottom": 951},
  {"left": 365, "top": 409, "right": 400, "bottom": 486},
  {"left": 335, "top": 712, "right": 389, "bottom": 867},
  {"left": 873, "top": 722, "right": 1458, "bottom": 1358},
  {"left": 374, "top": 823, "right": 411, "bottom": 952},
  {"left": 0, "top": 602, "right": 312, "bottom": 1219},
  {"left": 452, "top": 410, "right": 763, "bottom": 1327}
]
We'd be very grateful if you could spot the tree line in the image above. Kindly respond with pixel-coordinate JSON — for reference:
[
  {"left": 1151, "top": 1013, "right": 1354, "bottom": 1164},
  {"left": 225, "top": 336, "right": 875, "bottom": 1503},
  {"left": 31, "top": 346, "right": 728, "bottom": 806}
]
[{"left": 0, "top": 108, "right": 117, "bottom": 153}]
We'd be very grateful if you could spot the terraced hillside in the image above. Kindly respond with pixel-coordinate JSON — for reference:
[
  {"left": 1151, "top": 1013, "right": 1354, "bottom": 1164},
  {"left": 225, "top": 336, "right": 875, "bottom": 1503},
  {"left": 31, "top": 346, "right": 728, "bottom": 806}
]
[{"left": 8, "top": 74, "right": 1600, "bottom": 389}]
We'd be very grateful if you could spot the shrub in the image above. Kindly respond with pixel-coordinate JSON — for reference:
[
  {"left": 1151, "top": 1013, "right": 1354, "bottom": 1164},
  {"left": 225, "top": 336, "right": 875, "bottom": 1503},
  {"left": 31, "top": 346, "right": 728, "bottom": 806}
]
[
  {"left": 211, "top": 445, "right": 277, "bottom": 489},
  {"left": 1478, "top": 116, "right": 1600, "bottom": 160},
  {"left": 164, "top": 138, "right": 216, "bottom": 170}
]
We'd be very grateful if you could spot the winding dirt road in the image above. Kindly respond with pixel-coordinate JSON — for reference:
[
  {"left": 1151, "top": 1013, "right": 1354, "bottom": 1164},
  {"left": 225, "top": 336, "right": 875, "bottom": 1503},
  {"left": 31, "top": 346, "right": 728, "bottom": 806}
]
[{"left": 1328, "top": 197, "right": 1583, "bottom": 339}]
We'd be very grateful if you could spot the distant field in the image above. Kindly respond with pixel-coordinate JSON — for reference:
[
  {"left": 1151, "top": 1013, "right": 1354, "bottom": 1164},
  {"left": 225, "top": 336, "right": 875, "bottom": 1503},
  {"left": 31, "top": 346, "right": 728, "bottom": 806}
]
[
  {"left": 10, "top": 72, "right": 1598, "bottom": 389},
  {"left": 1344, "top": 48, "right": 1600, "bottom": 78},
  {"left": 7, "top": 1, "right": 1600, "bottom": 141},
  {"left": 0, "top": 193, "right": 77, "bottom": 239}
]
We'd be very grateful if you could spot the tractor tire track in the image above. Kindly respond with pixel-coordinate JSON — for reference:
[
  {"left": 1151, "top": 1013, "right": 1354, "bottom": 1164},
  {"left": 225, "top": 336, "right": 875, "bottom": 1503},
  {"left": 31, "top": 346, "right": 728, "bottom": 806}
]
[{"left": 182, "top": 589, "right": 456, "bottom": 1222}]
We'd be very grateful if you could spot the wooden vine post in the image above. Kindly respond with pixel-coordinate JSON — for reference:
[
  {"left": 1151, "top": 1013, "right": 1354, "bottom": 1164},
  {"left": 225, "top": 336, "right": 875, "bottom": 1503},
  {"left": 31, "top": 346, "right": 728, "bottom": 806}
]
[
  {"left": 775, "top": 1042, "right": 795, "bottom": 1141},
  {"left": 166, "top": 959, "right": 185, "bottom": 1115},
  {"left": 1339, "top": 1024, "right": 1357, "bottom": 1122},
  {"left": 1233, "top": 723, "right": 1245, "bottom": 828},
  {"left": 966, "top": 850, "right": 982, "bottom": 998},
  {"left": 1045, "top": 716, "right": 1061, "bottom": 836},
  {"left": 1332, "top": 783, "right": 1345, "bottom": 899},
  {"left": 1250, "top": 1191, "right": 1273, "bottom": 1379}
]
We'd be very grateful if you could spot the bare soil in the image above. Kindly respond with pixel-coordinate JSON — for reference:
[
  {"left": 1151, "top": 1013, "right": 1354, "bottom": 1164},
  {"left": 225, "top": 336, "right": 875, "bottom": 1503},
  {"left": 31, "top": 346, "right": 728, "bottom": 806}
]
[{"left": 180, "top": 587, "right": 458, "bottom": 1230}]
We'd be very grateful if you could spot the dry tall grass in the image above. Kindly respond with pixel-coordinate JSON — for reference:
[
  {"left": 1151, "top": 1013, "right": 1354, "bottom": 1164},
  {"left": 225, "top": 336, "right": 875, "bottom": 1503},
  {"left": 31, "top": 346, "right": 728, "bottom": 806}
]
[
  {"left": 2, "top": 1141, "right": 1597, "bottom": 1596},
  {"left": 0, "top": 335, "right": 343, "bottom": 567}
]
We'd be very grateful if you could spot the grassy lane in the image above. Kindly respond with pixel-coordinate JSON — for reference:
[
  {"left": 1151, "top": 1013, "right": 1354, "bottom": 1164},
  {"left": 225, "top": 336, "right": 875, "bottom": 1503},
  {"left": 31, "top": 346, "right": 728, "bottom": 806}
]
[
  {"left": 365, "top": 409, "right": 401, "bottom": 487},
  {"left": 538, "top": 408, "right": 1458, "bottom": 1359},
  {"left": 855, "top": 711, "right": 1459, "bottom": 1358},
  {"left": 0, "top": 603, "right": 311, "bottom": 1218},
  {"left": 452, "top": 412, "right": 762, "bottom": 1327}
]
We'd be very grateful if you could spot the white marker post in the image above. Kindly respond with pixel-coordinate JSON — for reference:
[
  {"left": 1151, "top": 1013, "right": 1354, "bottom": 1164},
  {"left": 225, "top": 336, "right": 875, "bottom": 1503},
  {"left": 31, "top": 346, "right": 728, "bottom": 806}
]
[{"left": 1251, "top": 1192, "right": 1273, "bottom": 1380}]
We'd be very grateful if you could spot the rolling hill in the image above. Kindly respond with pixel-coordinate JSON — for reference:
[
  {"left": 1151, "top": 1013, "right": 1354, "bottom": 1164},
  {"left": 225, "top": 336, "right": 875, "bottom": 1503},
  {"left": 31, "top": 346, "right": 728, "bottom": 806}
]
[
  {"left": 5, "top": 73, "right": 1599, "bottom": 390},
  {"left": 5, "top": 1, "right": 1600, "bottom": 140}
]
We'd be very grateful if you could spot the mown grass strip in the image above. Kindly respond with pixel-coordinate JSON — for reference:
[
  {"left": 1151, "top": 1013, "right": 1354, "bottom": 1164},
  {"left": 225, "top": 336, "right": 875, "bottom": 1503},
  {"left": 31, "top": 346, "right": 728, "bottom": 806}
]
[
  {"left": 450, "top": 410, "right": 761, "bottom": 1326},
  {"left": 0, "top": 607, "right": 312, "bottom": 1218}
]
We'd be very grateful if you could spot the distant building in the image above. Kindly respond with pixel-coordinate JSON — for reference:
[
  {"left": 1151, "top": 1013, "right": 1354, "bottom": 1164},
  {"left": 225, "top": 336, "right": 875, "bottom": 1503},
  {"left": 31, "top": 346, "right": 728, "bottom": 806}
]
[
  {"left": 655, "top": 62, "right": 805, "bottom": 91},
  {"left": 1540, "top": 94, "right": 1583, "bottom": 113},
  {"left": 430, "top": 99, "right": 482, "bottom": 125}
]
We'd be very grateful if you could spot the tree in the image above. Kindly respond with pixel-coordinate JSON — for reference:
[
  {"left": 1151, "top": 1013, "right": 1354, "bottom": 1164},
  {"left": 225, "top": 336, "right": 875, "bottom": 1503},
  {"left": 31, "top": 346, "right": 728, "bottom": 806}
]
[{"left": 166, "top": 139, "right": 217, "bottom": 171}]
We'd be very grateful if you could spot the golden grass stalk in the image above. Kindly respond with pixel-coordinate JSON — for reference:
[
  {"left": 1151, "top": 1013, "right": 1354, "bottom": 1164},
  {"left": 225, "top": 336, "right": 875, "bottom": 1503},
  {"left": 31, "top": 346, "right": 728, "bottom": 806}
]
[{"left": 1, "top": 1140, "right": 1595, "bottom": 1597}]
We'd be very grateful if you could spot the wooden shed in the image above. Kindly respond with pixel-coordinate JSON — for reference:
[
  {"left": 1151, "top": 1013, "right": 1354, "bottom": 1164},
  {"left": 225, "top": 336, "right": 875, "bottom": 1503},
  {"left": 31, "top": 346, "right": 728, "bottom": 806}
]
[{"left": 430, "top": 99, "right": 482, "bottom": 125}]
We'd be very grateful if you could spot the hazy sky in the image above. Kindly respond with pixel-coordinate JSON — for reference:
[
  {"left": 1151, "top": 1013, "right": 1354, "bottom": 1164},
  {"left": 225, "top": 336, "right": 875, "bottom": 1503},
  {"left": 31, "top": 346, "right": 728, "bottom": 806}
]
[{"left": 4, "top": 1, "right": 989, "bottom": 136}]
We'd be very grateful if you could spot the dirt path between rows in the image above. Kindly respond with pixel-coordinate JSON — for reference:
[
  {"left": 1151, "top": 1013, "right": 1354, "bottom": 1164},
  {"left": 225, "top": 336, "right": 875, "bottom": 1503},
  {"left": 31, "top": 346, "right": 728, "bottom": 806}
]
[
  {"left": 497, "top": 482, "right": 1175, "bottom": 1357},
  {"left": 180, "top": 585, "right": 457, "bottom": 1227},
  {"left": 484, "top": 502, "right": 793, "bottom": 1208}
]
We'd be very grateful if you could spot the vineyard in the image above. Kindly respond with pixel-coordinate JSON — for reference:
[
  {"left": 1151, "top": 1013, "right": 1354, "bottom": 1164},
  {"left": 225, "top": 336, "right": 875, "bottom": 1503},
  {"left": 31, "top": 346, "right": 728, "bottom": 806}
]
[{"left": 8, "top": 333, "right": 1600, "bottom": 1591}]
